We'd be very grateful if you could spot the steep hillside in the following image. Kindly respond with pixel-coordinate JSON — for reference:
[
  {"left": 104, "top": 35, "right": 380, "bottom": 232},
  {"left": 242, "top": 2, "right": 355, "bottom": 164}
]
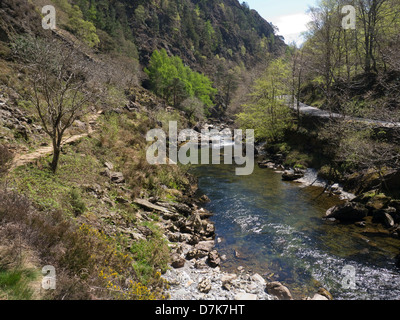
[{"left": 71, "top": 0, "right": 286, "bottom": 70}]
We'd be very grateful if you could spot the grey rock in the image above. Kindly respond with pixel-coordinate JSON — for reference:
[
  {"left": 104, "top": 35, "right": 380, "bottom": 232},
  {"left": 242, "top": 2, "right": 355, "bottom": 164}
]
[{"left": 198, "top": 278, "right": 212, "bottom": 294}]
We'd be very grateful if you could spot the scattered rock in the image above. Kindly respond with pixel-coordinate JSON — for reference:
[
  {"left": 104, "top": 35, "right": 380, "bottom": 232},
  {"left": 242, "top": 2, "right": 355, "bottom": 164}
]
[
  {"left": 186, "top": 212, "right": 203, "bottom": 233},
  {"left": 186, "top": 248, "right": 208, "bottom": 260},
  {"left": 104, "top": 161, "right": 114, "bottom": 170},
  {"left": 198, "top": 278, "right": 212, "bottom": 294},
  {"left": 133, "top": 198, "right": 171, "bottom": 214},
  {"left": 102, "top": 168, "right": 125, "bottom": 184},
  {"left": 221, "top": 274, "right": 238, "bottom": 291},
  {"left": 366, "top": 193, "right": 391, "bottom": 212},
  {"left": 196, "top": 241, "right": 215, "bottom": 252},
  {"left": 207, "top": 250, "right": 221, "bottom": 268},
  {"left": 171, "top": 254, "right": 185, "bottom": 269},
  {"left": 265, "top": 281, "right": 293, "bottom": 300},
  {"left": 162, "top": 261, "right": 273, "bottom": 301}
]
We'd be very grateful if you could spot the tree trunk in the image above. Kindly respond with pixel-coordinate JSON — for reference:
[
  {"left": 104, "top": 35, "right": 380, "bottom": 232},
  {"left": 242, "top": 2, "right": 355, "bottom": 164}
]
[{"left": 51, "top": 138, "right": 61, "bottom": 173}]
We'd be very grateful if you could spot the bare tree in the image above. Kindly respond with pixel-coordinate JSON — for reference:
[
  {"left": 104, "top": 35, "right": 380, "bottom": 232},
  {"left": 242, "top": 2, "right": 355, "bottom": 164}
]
[
  {"left": 13, "top": 35, "right": 96, "bottom": 173},
  {"left": 357, "top": 0, "right": 388, "bottom": 73}
]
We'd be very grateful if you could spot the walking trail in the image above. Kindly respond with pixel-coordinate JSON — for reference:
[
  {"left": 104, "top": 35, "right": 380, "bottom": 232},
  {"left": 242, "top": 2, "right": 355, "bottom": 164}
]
[{"left": 10, "top": 111, "right": 102, "bottom": 170}]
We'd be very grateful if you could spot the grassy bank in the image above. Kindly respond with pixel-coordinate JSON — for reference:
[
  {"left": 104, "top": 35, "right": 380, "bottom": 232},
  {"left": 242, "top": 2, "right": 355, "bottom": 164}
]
[{"left": 0, "top": 98, "right": 194, "bottom": 300}]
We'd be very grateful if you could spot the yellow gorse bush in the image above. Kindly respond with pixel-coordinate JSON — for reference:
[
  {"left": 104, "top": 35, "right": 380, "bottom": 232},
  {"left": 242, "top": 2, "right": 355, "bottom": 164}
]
[{"left": 78, "top": 223, "right": 168, "bottom": 300}]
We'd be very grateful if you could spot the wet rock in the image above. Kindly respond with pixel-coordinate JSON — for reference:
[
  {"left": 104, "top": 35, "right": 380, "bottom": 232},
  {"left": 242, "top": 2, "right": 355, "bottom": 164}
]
[
  {"left": 265, "top": 281, "right": 293, "bottom": 300},
  {"left": 326, "top": 202, "right": 369, "bottom": 222},
  {"left": 384, "top": 212, "right": 395, "bottom": 228},
  {"left": 372, "top": 207, "right": 397, "bottom": 227},
  {"left": 197, "top": 208, "right": 214, "bottom": 219},
  {"left": 282, "top": 169, "right": 305, "bottom": 181},
  {"left": 198, "top": 194, "right": 211, "bottom": 203},
  {"left": 366, "top": 194, "right": 391, "bottom": 212},
  {"left": 396, "top": 254, "right": 400, "bottom": 268},
  {"left": 258, "top": 160, "right": 276, "bottom": 169},
  {"left": 204, "top": 222, "right": 216, "bottom": 237}
]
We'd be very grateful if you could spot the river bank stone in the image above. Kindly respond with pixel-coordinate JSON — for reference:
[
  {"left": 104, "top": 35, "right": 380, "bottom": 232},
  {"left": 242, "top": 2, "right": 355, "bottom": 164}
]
[
  {"left": 265, "top": 281, "right": 293, "bottom": 300},
  {"left": 326, "top": 202, "right": 369, "bottom": 222},
  {"left": 282, "top": 169, "right": 305, "bottom": 181},
  {"left": 162, "top": 258, "right": 275, "bottom": 301}
]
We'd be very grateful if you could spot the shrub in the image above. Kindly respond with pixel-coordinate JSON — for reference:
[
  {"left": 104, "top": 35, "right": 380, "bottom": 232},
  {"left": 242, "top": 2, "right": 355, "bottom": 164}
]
[
  {"left": 69, "top": 188, "right": 86, "bottom": 216},
  {"left": 0, "top": 189, "right": 166, "bottom": 300},
  {"left": 0, "top": 145, "right": 13, "bottom": 177},
  {"left": 130, "top": 225, "right": 170, "bottom": 284}
]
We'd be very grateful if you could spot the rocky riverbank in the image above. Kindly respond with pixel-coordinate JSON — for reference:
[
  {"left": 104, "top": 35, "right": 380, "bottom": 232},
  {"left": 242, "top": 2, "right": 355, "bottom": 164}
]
[
  {"left": 134, "top": 190, "right": 333, "bottom": 301},
  {"left": 133, "top": 197, "right": 277, "bottom": 300}
]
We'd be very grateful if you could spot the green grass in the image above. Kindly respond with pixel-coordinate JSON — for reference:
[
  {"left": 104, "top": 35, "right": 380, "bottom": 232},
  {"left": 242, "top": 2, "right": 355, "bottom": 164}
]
[
  {"left": 130, "top": 223, "right": 170, "bottom": 285},
  {"left": 10, "top": 146, "right": 101, "bottom": 214},
  {"left": 0, "top": 268, "right": 38, "bottom": 300}
]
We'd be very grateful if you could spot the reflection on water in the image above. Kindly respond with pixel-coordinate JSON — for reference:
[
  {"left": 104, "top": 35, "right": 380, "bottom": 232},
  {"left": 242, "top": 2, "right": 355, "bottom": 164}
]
[{"left": 191, "top": 162, "right": 400, "bottom": 300}]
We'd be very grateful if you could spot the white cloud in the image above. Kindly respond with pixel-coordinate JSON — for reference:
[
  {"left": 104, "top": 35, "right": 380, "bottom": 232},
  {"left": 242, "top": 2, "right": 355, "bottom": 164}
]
[{"left": 271, "top": 12, "right": 311, "bottom": 45}]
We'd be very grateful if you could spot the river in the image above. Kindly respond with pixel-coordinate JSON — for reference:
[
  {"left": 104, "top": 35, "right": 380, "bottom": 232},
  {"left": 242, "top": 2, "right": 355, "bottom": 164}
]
[{"left": 190, "top": 158, "right": 400, "bottom": 300}]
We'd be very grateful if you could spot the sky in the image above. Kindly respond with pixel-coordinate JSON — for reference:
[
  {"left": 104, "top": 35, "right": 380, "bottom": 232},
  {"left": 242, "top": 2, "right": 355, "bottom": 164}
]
[{"left": 245, "top": 0, "right": 319, "bottom": 46}]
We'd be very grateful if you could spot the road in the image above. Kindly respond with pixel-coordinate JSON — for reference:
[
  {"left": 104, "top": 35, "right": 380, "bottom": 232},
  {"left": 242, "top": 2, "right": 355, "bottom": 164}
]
[{"left": 288, "top": 98, "right": 400, "bottom": 129}]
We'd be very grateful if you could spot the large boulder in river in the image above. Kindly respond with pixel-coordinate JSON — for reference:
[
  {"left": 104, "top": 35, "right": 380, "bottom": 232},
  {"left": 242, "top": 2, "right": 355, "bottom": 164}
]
[
  {"left": 265, "top": 281, "right": 293, "bottom": 300},
  {"left": 326, "top": 202, "right": 369, "bottom": 222},
  {"left": 282, "top": 169, "right": 305, "bottom": 181}
]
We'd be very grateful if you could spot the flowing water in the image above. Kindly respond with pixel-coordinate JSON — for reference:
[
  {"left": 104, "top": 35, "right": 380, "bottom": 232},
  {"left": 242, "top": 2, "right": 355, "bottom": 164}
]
[{"left": 190, "top": 158, "right": 400, "bottom": 300}]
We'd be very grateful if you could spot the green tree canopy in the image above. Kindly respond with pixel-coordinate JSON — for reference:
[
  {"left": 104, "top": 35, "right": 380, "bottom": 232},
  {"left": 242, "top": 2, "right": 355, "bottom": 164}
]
[
  {"left": 237, "top": 58, "right": 293, "bottom": 142},
  {"left": 145, "top": 49, "right": 217, "bottom": 110}
]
